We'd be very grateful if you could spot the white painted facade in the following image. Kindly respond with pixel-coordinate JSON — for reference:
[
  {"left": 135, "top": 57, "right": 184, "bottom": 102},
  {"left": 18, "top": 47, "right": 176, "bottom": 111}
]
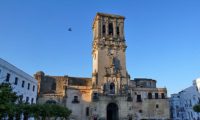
[
  {"left": 170, "top": 79, "right": 200, "bottom": 120},
  {"left": 0, "top": 58, "right": 37, "bottom": 104}
]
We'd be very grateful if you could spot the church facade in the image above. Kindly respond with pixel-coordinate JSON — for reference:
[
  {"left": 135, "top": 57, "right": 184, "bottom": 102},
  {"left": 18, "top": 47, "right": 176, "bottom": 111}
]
[{"left": 35, "top": 13, "right": 170, "bottom": 120}]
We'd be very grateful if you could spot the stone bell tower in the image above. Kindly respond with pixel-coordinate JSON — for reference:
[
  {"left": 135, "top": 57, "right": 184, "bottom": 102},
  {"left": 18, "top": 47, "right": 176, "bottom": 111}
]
[{"left": 92, "top": 13, "right": 129, "bottom": 95}]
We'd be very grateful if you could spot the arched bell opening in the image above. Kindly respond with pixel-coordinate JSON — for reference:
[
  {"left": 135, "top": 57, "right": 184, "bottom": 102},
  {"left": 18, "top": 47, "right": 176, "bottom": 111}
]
[{"left": 110, "top": 82, "right": 115, "bottom": 94}]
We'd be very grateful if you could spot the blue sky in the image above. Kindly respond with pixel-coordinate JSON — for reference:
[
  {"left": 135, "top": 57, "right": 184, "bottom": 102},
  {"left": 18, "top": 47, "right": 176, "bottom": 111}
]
[{"left": 0, "top": 0, "right": 200, "bottom": 95}]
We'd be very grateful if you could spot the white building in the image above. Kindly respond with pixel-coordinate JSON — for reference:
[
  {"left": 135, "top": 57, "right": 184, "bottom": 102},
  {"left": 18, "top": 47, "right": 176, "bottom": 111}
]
[
  {"left": 170, "top": 79, "right": 200, "bottom": 120},
  {"left": 0, "top": 58, "right": 37, "bottom": 104}
]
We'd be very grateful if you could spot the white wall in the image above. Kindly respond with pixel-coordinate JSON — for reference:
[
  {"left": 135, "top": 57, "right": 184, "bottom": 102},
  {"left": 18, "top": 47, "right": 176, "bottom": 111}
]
[
  {"left": 0, "top": 58, "right": 37, "bottom": 104},
  {"left": 170, "top": 79, "right": 200, "bottom": 120}
]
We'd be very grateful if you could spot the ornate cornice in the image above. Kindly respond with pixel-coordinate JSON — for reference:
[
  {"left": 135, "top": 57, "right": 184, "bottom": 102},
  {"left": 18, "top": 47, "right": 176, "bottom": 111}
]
[{"left": 92, "top": 37, "right": 127, "bottom": 54}]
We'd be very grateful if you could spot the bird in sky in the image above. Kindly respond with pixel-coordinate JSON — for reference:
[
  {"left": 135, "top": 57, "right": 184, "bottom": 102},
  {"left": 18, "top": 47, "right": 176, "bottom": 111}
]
[{"left": 68, "top": 27, "right": 72, "bottom": 31}]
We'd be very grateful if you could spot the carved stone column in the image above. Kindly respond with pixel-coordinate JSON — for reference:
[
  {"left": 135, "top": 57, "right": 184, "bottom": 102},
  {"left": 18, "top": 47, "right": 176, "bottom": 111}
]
[
  {"left": 97, "top": 17, "right": 101, "bottom": 39},
  {"left": 113, "top": 19, "right": 117, "bottom": 38},
  {"left": 121, "top": 20, "right": 125, "bottom": 39},
  {"left": 105, "top": 19, "right": 109, "bottom": 36}
]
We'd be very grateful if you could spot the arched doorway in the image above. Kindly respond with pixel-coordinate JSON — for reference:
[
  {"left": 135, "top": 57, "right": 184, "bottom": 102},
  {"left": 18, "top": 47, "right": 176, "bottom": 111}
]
[{"left": 107, "top": 103, "right": 119, "bottom": 120}]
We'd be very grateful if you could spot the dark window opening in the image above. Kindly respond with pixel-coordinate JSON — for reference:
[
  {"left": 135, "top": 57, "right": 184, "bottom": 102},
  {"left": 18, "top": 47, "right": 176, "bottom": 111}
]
[
  {"left": 198, "top": 98, "right": 200, "bottom": 104},
  {"left": 28, "top": 83, "right": 30, "bottom": 90},
  {"left": 14, "top": 77, "right": 18, "bottom": 85},
  {"left": 103, "top": 84, "right": 107, "bottom": 93},
  {"left": 31, "top": 98, "right": 34, "bottom": 104},
  {"left": 139, "top": 110, "right": 143, "bottom": 113},
  {"left": 127, "top": 93, "right": 133, "bottom": 101},
  {"left": 26, "top": 97, "right": 29, "bottom": 103},
  {"left": 22, "top": 81, "right": 25, "bottom": 88},
  {"left": 19, "top": 95, "right": 23, "bottom": 102},
  {"left": 110, "top": 82, "right": 115, "bottom": 94},
  {"left": 155, "top": 93, "right": 159, "bottom": 99},
  {"left": 52, "top": 82, "right": 56, "bottom": 91},
  {"left": 102, "top": 25, "right": 106, "bottom": 34},
  {"left": 156, "top": 104, "right": 159, "bottom": 108},
  {"left": 117, "top": 26, "right": 120, "bottom": 35},
  {"left": 93, "top": 93, "right": 99, "bottom": 101},
  {"left": 94, "top": 117, "right": 97, "bottom": 120},
  {"left": 128, "top": 116, "right": 132, "bottom": 120},
  {"left": 72, "top": 96, "right": 79, "bottom": 103},
  {"left": 6, "top": 73, "right": 10, "bottom": 82},
  {"left": 113, "top": 58, "right": 120, "bottom": 72},
  {"left": 86, "top": 107, "right": 89, "bottom": 116},
  {"left": 161, "top": 93, "right": 165, "bottom": 99},
  {"left": 148, "top": 93, "right": 152, "bottom": 99},
  {"left": 33, "top": 85, "right": 35, "bottom": 91},
  {"left": 109, "top": 23, "right": 113, "bottom": 35},
  {"left": 137, "top": 95, "right": 142, "bottom": 102}
]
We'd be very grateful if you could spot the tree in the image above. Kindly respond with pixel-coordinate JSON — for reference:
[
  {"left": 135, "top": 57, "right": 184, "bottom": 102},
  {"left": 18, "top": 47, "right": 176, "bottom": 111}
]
[
  {"left": 0, "top": 82, "right": 71, "bottom": 120},
  {"left": 0, "top": 83, "right": 19, "bottom": 103},
  {"left": 49, "top": 104, "right": 71, "bottom": 120},
  {"left": 0, "top": 83, "right": 19, "bottom": 119},
  {"left": 193, "top": 104, "right": 200, "bottom": 112},
  {"left": 29, "top": 104, "right": 42, "bottom": 120},
  {"left": 37, "top": 103, "right": 71, "bottom": 120}
]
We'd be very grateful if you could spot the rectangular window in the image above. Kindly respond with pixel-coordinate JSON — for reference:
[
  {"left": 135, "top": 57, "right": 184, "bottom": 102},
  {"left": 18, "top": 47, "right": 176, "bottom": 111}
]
[
  {"left": 155, "top": 93, "right": 159, "bottom": 99},
  {"left": 109, "top": 23, "right": 113, "bottom": 35},
  {"left": 86, "top": 107, "right": 89, "bottom": 116},
  {"left": 198, "top": 98, "right": 200, "bottom": 104},
  {"left": 156, "top": 104, "right": 159, "bottom": 108},
  {"left": 26, "top": 97, "right": 29, "bottom": 103},
  {"left": 148, "top": 93, "right": 152, "bottom": 99},
  {"left": 22, "top": 81, "right": 25, "bottom": 88},
  {"left": 31, "top": 98, "right": 34, "bottom": 104},
  {"left": 161, "top": 93, "right": 165, "bottom": 99},
  {"left": 137, "top": 95, "right": 142, "bottom": 102},
  {"left": 93, "top": 93, "right": 99, "bottom": 100},
  {"left": 117, "top": 26, "right": 120, "bottom": 35},
  {"left": 28, "top": 83, "right": 30, "bottom": 90},
  {"left": 19, "top": 95, "right": 23, "bottom": 102},
  {"left": 14, "top": 77, "right": 18, "bottom": 85},
  {"left": 139, "top": 110, "right": 142, "bottom": 113},
  {"left": 102, "top": 25, "right": 106, "bottom": 34},
  {"left": 72, "top": 96, "right": 79, "bottom": 103},
  {"left": 6, "top": 73, "right": 10, "bottom": 82},
  {"left": 33, "top": 85, "right": 35, "bottom": 92}
]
